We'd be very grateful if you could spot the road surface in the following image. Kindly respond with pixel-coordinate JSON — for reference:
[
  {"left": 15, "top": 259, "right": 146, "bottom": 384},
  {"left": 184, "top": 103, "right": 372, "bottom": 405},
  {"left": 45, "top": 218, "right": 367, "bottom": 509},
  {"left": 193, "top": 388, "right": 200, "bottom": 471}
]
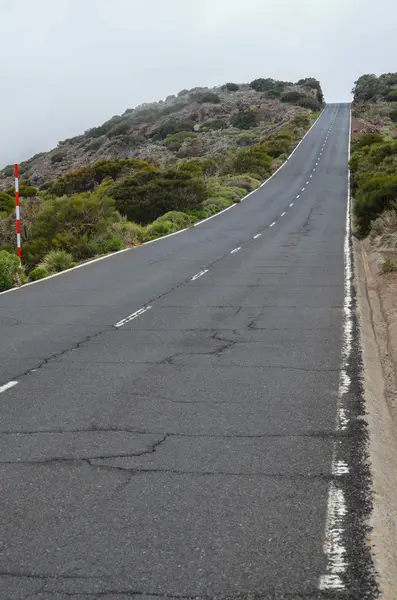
[{"left": 0, "top": 104, "right": 377, "bottom": 599}]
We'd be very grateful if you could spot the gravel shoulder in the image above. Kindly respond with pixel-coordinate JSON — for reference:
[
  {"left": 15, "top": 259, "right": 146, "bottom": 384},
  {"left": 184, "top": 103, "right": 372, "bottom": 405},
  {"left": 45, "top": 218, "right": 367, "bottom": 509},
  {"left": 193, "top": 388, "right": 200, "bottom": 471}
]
[{"left": 355, "top": 238, "right": 397, "bottom": 599}]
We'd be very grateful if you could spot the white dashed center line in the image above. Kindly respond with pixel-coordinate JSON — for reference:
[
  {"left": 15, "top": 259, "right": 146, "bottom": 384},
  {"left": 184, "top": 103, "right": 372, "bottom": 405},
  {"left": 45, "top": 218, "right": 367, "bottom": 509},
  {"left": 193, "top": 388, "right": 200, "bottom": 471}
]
[
  {"left": 115, "top": 306, "right": 152, "bottom": 328},
  {"left": 302, "top": 187, "right": 305, "bottom": 192},
  {"left": 0, "top": 381, "right": 18, "bottom": 394},
  {"left": 280, "top": 212, "right": 286, "bottom": 217},
  {"left": 269, "top": 222, "right": 276, "bottom": 228},
  {"left": 289, "top": 202, "right": 294, "bottom": 207},
  {"left": 230, "top": 247, "right": 241, "bottom": 254},
  {"left": 253, "top": 233, "right": 262, "bottom": 239},
  {"left": 296, "top": 194, "right": 300, "bottom": 199},
  {"left": 191, "top": 269, "right": 209, "bottom": 281}
]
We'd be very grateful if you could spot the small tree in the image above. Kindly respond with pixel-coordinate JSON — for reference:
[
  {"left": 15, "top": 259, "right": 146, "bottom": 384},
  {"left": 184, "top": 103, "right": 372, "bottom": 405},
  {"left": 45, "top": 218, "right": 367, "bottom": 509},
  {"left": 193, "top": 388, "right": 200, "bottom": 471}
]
[{"left": 231, "top": 110, "right": 257, "bottom": 129}]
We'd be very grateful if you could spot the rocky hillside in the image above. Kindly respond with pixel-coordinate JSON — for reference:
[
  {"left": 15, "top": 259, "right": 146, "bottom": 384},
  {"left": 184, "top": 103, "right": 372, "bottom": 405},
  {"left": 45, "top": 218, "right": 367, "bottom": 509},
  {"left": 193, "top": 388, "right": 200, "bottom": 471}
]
[
  {"left": 0, "top": 77, "right": 323, "bottom": 189},
  {"left": 0, "top": 75, "right": 324, "bottom": 290},
  {"left": 351, "top": 73, "right": 397, "bottom": 140}
]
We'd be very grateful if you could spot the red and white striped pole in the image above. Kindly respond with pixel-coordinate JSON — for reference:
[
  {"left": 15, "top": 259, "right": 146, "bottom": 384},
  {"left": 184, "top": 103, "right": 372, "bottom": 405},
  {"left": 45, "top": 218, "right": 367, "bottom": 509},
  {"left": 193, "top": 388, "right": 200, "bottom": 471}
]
[{"left": 14, "top": 163, "right": 21, "bottom": 261}]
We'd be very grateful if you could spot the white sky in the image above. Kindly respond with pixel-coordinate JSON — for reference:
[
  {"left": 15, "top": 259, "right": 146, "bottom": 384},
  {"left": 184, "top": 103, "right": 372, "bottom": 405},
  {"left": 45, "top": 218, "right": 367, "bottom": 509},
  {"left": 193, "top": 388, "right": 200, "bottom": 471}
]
[{"left": 0, "top": 0, "right": 396, "bottom": 167}]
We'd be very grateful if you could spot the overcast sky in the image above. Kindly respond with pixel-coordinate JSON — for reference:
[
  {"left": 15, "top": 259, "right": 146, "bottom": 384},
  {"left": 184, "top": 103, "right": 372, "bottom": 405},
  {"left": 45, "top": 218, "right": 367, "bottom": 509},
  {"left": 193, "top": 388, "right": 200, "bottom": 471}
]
[{"left": 0, "top": 0, "right": 396, "bottom": 167}]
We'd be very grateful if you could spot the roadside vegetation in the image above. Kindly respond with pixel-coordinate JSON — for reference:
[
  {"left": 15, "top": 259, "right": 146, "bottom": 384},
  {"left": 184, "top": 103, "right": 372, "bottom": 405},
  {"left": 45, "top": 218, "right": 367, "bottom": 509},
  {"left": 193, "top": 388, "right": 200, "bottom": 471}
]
[
  {"left": 0, "top": 76, "right": 324, "bottom": 291},
  {"left": 350, "top": 73, "right": 397, "bottom": 246}
]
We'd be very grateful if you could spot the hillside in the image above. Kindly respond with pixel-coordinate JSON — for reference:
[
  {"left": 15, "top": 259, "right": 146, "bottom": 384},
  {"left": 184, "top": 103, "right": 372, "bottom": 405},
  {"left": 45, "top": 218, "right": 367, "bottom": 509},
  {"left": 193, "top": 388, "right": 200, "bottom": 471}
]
[
  {"left": 0, "top": 76, "right": 324, "bottom": 290},
  {"left": 350, "top": 72, "right": 397, "bottom": 266},
  {"left": 351, "top": 73, "right": 397, "bottom": 140},
  {"left": 0, "top": 78, "right": 323, "bottom": 189}
]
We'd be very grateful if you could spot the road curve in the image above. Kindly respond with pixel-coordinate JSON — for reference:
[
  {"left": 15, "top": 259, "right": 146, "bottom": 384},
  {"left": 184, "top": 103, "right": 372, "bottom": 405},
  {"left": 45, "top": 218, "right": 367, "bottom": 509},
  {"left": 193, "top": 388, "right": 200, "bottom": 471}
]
[{"left": 0, "top": 104, "right": 377, "bottom": 599}]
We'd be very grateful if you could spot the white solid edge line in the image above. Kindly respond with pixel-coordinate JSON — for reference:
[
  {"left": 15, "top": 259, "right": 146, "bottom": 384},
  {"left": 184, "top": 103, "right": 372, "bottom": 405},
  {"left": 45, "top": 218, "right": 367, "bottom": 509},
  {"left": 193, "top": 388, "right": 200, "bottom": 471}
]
[
  {"left": 191, "top": 269, "right": 209, "bottom": 281},
  {"left": 114, "top": 305, "right": 152, "bottom": 328},
  {"left": 230, "top": 247, "right": 241, "bottom": 254},
  {"left": 0, "top": 110, "right": 326, "bottom": 298},
  {"left": 0, "top": 381, "right": 18, "bottom": 394},
  {"left": 319, "top": 105, "right": 351, "bottom": 592}
]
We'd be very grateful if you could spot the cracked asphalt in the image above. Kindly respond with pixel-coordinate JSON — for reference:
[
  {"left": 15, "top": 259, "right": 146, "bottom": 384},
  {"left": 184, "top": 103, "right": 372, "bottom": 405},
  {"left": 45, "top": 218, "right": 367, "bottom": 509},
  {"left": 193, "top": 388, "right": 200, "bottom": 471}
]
[{"left": 0, "top": 104, "right": 377, "bottom": 599}]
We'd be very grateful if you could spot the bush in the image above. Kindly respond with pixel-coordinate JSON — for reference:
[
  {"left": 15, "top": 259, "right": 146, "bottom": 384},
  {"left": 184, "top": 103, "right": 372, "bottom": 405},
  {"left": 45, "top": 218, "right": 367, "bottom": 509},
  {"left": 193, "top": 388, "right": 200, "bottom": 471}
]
[
  {"left": 200, "top": 119, "right": 228, "bottom": 131},
  {"left": 164, "top": 131, "right": 196, "bottom": 151},
  {"left": 2, "top": 165, "right": 14, "bottom": 177},
  {"left": 155, "top": 211, "right": 192, "bottom": 228},
  {"left": 107, "top": 121, "right": 131, "bottom": 138},
  {"left": 86, "top": 139, "right": 103, "bottom": 152},
  {"left": 29, "top": 266, "right": 49, "bottom": 281},
  {"left": 145, "top": 220, "right": 178, "bottom": 240},
  {"left": 150, "top": 120, "right": 194, "bottom": 140},
  {"left": 40, "top": 249, "right": 74, "bottom": 273},
  {"left": 0, "top": 250, "right": 25, "bottom": 291},
  {"left": 389, "top": 109, "right": 397, "bottom": 123},
  {"left": 297, "top": 97, "right": 321, "bottom": 111},
  {"left": 197, "top": 92, "right": 221, "bottom": 104},
  {"left": 105, "top": 169, "right": 207, "bottom": 224},
  {"left": 22, "top": 237, "right": 50, "bottom": 270},
  {"left": 231, "top": 110, "right": 257, "bottom": 129},
  {"left": 223, "top": 83, "right": 239, "bottom": 91},
  {"left": 354, "top": 174, "right": 397, "bottom": 235},
  {"left": 0, "top": 191, "right": 14, "bottom": 213},
  {"left": 267, "top": 89, "right": 281, "bottom": 99},
  {"left": 51, "top": 151, "right": 66, "bottom": 164},
  {"left": 386, "top": 89, "right": 397, "bottom": 102},
  {"left": 107, "top": 219, "right": 146, "bottom": 246},
  {"left": 230, "top": 144, "right": 272, "bottom": 179},
  {"left": 281, "top": 91, "right": 303, "bottom": 104},
  {"left": 265, "top": 133, "right": 293, "bottom": 158},
  {"left": 104, "top": 236, "right": 124, "bottom": 252},
  {"left": 250, "top": 78, "right": 277, "bottom": 92},
  {"left": 221, "top": 174, "right": 261, "bottom": 191}
]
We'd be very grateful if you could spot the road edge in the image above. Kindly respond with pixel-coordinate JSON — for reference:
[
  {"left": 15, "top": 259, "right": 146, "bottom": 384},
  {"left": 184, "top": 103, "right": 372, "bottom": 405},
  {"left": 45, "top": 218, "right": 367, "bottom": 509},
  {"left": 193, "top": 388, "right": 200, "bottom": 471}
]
[{"left": 354, "top": 237, "right": 397, "bottom": 599}]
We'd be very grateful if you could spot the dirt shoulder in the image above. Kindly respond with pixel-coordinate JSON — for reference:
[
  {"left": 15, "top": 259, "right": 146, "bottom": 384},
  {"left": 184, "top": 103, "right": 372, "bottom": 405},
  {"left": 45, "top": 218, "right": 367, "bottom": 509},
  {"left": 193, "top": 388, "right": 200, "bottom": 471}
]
[{"left": 355, "top": 238, "right": 397, "bottom": 599}]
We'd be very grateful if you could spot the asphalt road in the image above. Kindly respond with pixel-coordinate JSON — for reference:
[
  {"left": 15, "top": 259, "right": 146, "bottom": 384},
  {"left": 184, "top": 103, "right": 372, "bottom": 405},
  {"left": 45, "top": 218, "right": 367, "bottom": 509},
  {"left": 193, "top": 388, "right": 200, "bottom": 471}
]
[{"left": 0, "top": 104, "right": 378, "bottom": 599}]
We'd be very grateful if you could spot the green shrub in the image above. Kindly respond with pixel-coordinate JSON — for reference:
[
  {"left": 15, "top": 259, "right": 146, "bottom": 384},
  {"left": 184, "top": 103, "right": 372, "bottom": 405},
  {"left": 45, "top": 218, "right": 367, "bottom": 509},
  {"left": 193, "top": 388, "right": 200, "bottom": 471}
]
[
  {"left": 197, "top": 92, "right": 220, "bottom": 104},
  {"left": 22, "top": 237, "right": 49, "bottom": 270},
  {"left": 265, "top": 133, "right": 292, "bottom": 158},
  {"left": 104, "top": 236, "right": 124, "bottom": 252},
  {"left": 164, "top": 131, "right": 196, "bottom": 151},
  {"left": 389, "top": 109, "right": 397, "bottom": 123},
  {"left": 0, "top": 250, "right": 25, "bottom": 291},
  {"left": 150, "top": 120, "right": 194, "bottom": 140},
  {"left": 281, "top": 91, "right": 303, "bottom": 104},
  {"left": 267, "top": 89, "right": 281, "bottom": 99},
  {"left": 2, "top": 165, "right": 14, "bottom": 177},
  {"left": 386, "top": 89, "right": 397, "bottom": 102},
  {"left": 0, "top": 191, "right": 14, "bottom": 213},
  {"left": 200, "top": 119, "right": 227, "bottom": 131},
  {"left": 202, "top": 197, "right": 231, "bottom": 210},
  {"left": 221, "top": 174, "right": 260, "bottom": 191},
  {"left": 250, "top": 78, "right": 277, "bottom": 92},
  {"left": 40, "top": 249, "right": 74, "bottom": 273},
  {"left": 354, "top": 174, "right": 397, "bottom": 235},
  {"left": 107, "top": 219, "right": 146, "bottom": 246},
  {"left": 155, "top": 211, "right": 192, "bottom": 228},
  {"left": 235, "top": 131, "right": 260, "bottom": 146},
  {"left": 352, "top": 133, "right": 384, "bottom": 151},
  {"left": 297, "top": 96, "right": 321, "bottom": 111},
  {"left": 105, "top": 169, "right": 207, "bottom": 224},
  {"left": 51, "top": 151, "right": 66, "bottom": 164},
  {"left": 29, "top": 266, "right": 49, "bottom": 281},
  {"left": 231, "top": 110, "right": 257, "bottom": 129},
  {"left": 107, "top": 121, "right": 131, "bottom": 138},
  {"left": 223, "top": 83, "right": 239, "bottom": 91},
  {"left": 230, "top": 144, "right": 272, "bottom": 179},
  {"left": 86, "top": 139, "right": 103, "bottom": 152},
  {"left": 145, "top": 220, "right": 178, "bottom": 240}
]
